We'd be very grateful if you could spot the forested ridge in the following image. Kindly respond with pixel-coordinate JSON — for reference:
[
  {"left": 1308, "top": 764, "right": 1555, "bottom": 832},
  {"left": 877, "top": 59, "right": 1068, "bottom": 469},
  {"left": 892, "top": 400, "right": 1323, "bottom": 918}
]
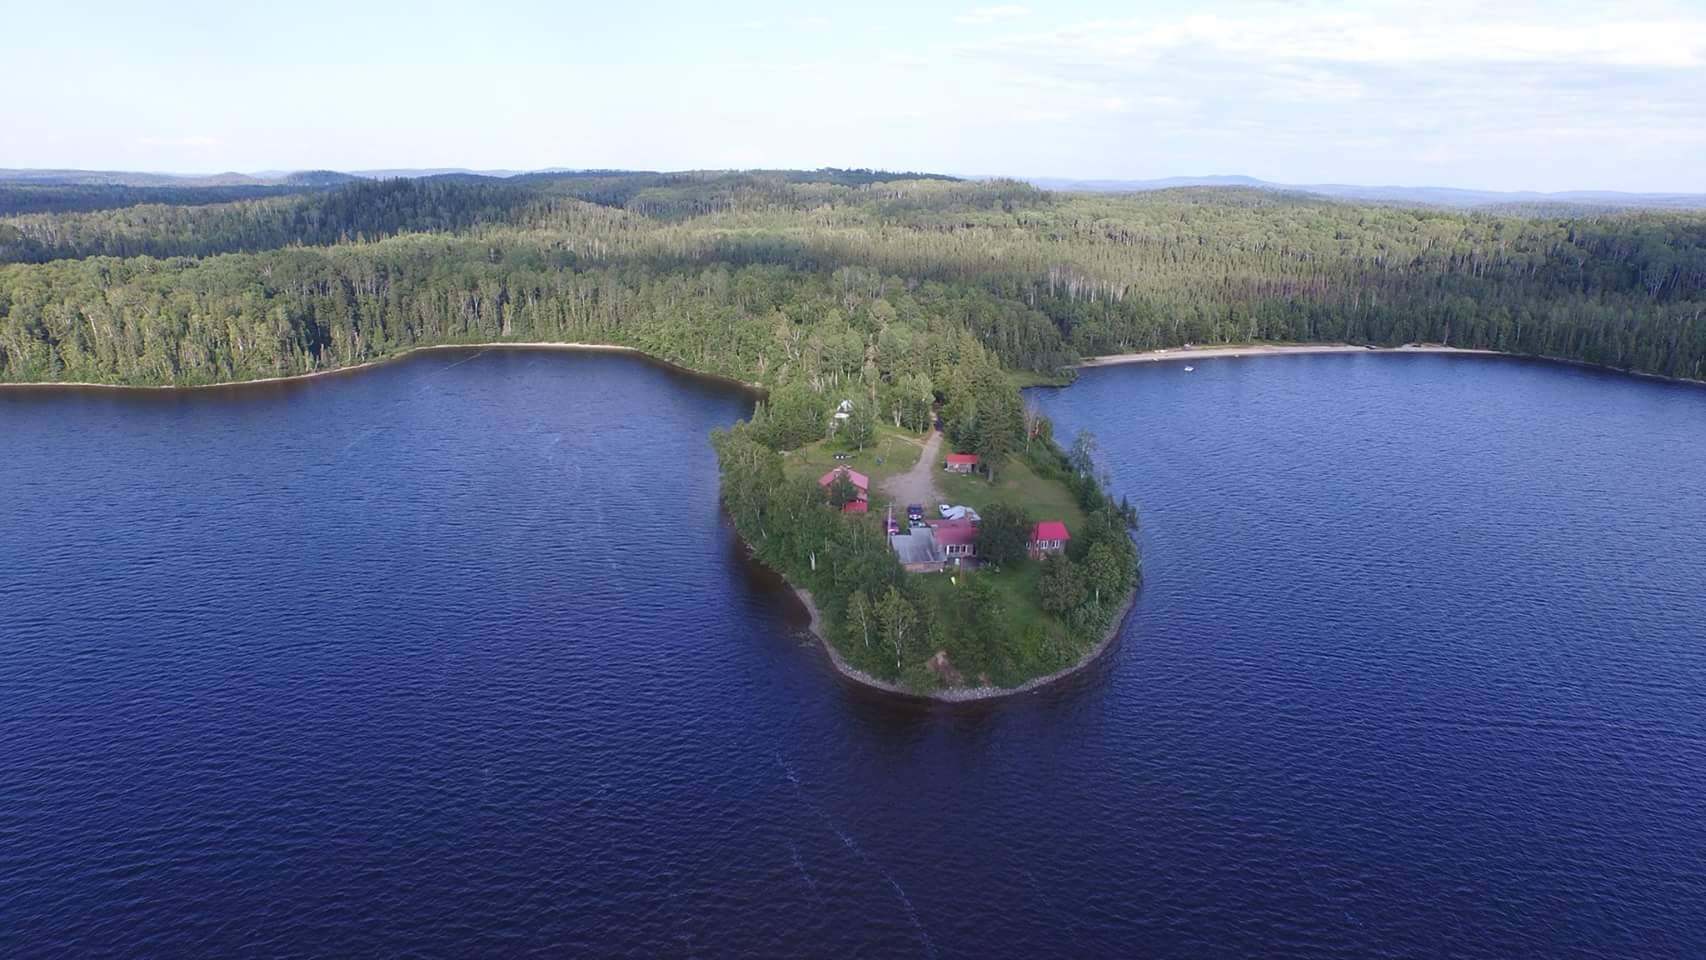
[
  {"left": 3, "top": 169, "right": 1703, "bottom": 387},
  {"left": 0, "top": 183, "right": 335, "bottom": 218}
]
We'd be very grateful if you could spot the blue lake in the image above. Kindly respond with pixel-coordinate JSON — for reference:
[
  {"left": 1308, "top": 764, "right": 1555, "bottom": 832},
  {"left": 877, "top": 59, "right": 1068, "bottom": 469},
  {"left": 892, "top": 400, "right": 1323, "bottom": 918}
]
[{"left": 2, "top": 348, "right": 1704, "bottom": 958}]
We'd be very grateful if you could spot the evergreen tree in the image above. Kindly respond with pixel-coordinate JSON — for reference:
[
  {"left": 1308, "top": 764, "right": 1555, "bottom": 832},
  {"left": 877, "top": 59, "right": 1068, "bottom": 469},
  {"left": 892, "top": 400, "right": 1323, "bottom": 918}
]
[
  {"left": 827, "top": 471, "right": 859, "bottom": 509},
  {"left": 976, "top": 502, "right": 1033, "bottom": 569}
]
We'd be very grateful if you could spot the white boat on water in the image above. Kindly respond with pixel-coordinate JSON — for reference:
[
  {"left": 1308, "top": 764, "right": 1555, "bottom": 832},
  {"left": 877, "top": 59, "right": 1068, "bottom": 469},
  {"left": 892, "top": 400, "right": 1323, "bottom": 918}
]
[{"left": 1183, "top": 365, "right": 1195, "bottom": 372}]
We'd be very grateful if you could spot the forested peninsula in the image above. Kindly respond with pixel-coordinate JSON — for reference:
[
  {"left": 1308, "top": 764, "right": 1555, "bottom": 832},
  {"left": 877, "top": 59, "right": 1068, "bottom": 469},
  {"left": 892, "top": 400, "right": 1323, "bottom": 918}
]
[{"left": 4, "top": 169, "right": 1704, "bottom": 693}]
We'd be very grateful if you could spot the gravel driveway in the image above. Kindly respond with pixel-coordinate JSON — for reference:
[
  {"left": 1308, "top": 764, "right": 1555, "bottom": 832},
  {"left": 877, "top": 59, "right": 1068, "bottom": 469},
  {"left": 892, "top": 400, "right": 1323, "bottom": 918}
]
[{"left": 879, "top": 429, "right": 943, "bottom": 511}]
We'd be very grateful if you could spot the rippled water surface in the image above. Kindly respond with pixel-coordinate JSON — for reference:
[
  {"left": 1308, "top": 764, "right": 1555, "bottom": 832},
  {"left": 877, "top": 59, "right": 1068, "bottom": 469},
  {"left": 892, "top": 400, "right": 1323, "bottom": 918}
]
[{"left": 3, "top": 349, "right": 1705, "bottom": 958}]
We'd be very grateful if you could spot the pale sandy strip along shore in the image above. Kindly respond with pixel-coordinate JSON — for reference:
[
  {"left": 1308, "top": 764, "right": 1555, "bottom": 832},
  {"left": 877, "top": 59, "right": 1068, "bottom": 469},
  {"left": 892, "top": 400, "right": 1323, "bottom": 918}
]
[
  {"left": 1077, "top": 341, "right": 1706, "bottom": 388},
  {"left": 0, "top": 342, "right": 764, "bottom": 393},
  {"left": 1078, "top": 342, "right": 1498, "bottom": 367}
]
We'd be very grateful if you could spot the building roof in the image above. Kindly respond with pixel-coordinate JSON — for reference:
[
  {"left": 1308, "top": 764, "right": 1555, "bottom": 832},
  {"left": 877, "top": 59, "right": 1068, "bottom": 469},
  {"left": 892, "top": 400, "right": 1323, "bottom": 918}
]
[
  {"left": 842, "top": 499, "right": 869, "bottom": 514},
  {"left": 944, "top": 454, "right": 979, "bottom": 465},
  {"left": 818, "top": 466, "right": 870, "bottom": 490},
  {"left": 890, "top": 528, "right": 942, "bottom": 565},
  {"left": 1032, "top": 521, "right": 1071, "bottom": 542},
  {"left": 931, "top": 518, "right": 979, "bottom": 547}
]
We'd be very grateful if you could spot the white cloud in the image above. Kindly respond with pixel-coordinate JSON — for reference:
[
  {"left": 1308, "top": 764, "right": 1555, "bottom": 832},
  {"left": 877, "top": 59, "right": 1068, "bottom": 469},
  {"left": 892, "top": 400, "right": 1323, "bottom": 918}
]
[
  {"left": 139, "top": 134, "right": 220, "bottom": 148},
  {"left": 954, "top": 5, "right": 1029, "bottom": 27},
  {"left": 983, "top": 12, "right": 1706, "bottom": 69},
  {"left": 913, "top": 2, "right": 1706, "bottom": 190},
  {"left": 1259, "top": 63, "right": 1364, "bottom": 103}
]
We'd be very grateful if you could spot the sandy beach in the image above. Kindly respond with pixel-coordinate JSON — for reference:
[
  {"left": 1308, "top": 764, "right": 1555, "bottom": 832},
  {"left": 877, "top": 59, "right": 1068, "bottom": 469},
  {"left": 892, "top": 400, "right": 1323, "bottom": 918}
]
[
  {"left": 1079, "top": 342, "right": 1498, "bottom": 368},
  {"left": 1076, "top": 341, "right": 1705, "bottom": 388}
]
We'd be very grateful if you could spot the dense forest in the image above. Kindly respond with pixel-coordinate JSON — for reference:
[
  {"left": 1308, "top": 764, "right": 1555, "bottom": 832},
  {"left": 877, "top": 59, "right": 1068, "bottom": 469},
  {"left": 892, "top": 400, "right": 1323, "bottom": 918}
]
[
  {"left": 3, "top": 169, "right": 1703, "bottom": 387},
  {"left": 0, "top": 182, "right": 327, "bottom": 218}
]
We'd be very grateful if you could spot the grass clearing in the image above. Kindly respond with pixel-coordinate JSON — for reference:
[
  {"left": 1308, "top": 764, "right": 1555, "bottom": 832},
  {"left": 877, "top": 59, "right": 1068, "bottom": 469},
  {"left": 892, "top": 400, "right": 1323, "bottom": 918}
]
[
  {"left": 781, "top": 422, "right": 925, "bottom": 488},
  {"left": 937, "top": 456, "right": 1087, "bottom": 531},
  {"left": 1006, "top": 369, "right": 1075, "bottom": 389},
  {"left": 909, "top": 564, "right": 1065, "bottom": 685}
]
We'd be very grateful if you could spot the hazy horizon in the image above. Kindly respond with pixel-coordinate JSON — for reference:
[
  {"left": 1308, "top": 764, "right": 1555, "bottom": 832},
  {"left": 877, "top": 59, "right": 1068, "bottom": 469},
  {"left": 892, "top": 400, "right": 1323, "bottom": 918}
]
[
  {"left": 5, "top": 0, "right": 1704, "bottom": 194},
  {"left": 9, "top": 167, "right": 1706, "bottom": 201}
]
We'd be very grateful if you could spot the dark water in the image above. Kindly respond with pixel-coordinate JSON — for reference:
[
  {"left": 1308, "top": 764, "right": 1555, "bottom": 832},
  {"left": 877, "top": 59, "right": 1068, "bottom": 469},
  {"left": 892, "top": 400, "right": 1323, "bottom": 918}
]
[{"left": 3, "top": 349, "right": 1705, "bottom": 958}]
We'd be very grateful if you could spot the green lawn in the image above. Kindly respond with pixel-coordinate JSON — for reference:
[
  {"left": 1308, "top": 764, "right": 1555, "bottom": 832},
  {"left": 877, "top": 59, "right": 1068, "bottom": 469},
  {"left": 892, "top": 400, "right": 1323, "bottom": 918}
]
[
  {"left": 908, "top": 562, "right": 1078, "bottom": 686},
  {"left": 1005, "top": 368, "right": 1075, "bottom": 389},
  {"left": 779, "top": 423, "right": 927, "bottom": 514},
  {"left": 937, "top": 456, "right": 1087, "bottom": 532},
  {"left": 904, "top": 452, "right": 1100, "bottom": 687},
  {"left": 781, "top": 423, "right": 924, "bottom": 482}
]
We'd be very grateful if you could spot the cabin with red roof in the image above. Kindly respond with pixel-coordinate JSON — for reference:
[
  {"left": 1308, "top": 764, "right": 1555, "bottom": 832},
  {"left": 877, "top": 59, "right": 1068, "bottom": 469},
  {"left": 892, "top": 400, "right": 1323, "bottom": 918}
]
[
  {"left": 818, "top": 466, "right": 870, "bottom": 492},
  {"left": 1028, "top": 521, "right": 1071, "bottom": 558},
  {"left": 819, "top": 466, "right": 870, "bottom": 512},
  {"left": 931, "top": 518, "right": 979, "bottom": 561},
  {"left": 943, "top": 453, "right": 979, "bottom": 474}
]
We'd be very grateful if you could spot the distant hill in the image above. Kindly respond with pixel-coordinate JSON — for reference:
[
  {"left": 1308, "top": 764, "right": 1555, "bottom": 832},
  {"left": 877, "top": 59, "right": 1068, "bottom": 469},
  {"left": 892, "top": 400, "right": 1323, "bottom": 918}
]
[
  {"left": 8, "top": 166, "right": 1700, "bottom": 212},
  {"left": 1022, "top": 175, "right": 1706, "bottom": 211},
  {"left": 0, "top": 168, "right": 364, "bottom": 188},
  {"left": 280, "top": 170, "right": 364, "bottom": 187},
  {"left": 0, "top": 169, "right": 260, "bottom": 187},
  {"left": 351, "top": 168, "right": 536, "bottom": 179},
  {"left": 1, "top": 166, "right": 961, "bottom": 188}
]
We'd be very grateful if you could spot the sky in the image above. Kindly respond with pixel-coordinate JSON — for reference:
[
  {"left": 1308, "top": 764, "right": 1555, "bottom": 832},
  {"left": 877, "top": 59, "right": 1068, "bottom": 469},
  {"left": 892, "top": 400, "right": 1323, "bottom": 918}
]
[{"left": 4, "top": 0, "right": 1705, "bottom": 193}]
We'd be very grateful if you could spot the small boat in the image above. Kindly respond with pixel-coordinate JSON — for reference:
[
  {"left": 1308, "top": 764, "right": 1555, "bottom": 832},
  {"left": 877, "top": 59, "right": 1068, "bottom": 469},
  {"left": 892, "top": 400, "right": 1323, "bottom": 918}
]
[{"left": 1183, "top": 365, "right": 1195, "bottom": 372}]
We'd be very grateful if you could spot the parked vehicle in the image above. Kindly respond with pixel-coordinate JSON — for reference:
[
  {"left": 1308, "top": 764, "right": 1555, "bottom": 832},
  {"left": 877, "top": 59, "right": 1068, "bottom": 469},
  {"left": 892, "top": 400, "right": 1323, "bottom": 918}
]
[{"left": 906, "top": 503, "right": 924, "bottom": 521}]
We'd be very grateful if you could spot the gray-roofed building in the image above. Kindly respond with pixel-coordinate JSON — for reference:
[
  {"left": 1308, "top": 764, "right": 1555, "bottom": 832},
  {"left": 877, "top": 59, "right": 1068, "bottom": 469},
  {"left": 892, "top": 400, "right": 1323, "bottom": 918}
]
[{"left": 889, "top": 527, "right": 944, "bottom": 573}]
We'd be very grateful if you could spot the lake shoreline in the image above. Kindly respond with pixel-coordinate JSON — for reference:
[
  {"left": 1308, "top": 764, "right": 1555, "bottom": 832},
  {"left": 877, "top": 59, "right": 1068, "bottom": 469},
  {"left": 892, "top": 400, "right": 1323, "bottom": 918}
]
[
  {"left": 1079, "top": 341, "right": 1706, "bottom": 388},
  {"left": 0, "top": 341, "right": 767, "bottom": 395},
  {"left": 784, "top": 570, "right": 1138, "bottom": 704},
  {"left": 14, "top": 338, "right": 1135, "bottom": 703},
  {"left": 9, "top": 339, "right": 1696, "bottom": 396},
  {"left": 1082, "top": 342, "right": 1498, "bottom": 367}
]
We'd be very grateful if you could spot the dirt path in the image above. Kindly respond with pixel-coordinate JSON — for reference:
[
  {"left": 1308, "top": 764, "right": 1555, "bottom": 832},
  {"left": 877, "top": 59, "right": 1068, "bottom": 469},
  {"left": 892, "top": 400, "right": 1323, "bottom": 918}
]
[{"left": 880, "top": 429, "right": 942, "bottom": 509}]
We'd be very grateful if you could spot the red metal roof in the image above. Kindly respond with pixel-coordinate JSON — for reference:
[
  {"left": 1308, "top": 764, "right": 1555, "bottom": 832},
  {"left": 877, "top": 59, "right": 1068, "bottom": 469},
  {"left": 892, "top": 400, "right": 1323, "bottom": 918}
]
[
  {"left": 1032, "top": 521, "right": 1071, "bottom": 542},
  {"left": 818, "top": 466, "right": 870, "bottom": 490},
  {"left": 944, "top": 454, "right": 979, "bottom": 464},
  {"left": 931, "top": 518, "right": 979, "bottom": 546},
  {"left": 842, "top": 499, "right": 869, "bottom": 514}
]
